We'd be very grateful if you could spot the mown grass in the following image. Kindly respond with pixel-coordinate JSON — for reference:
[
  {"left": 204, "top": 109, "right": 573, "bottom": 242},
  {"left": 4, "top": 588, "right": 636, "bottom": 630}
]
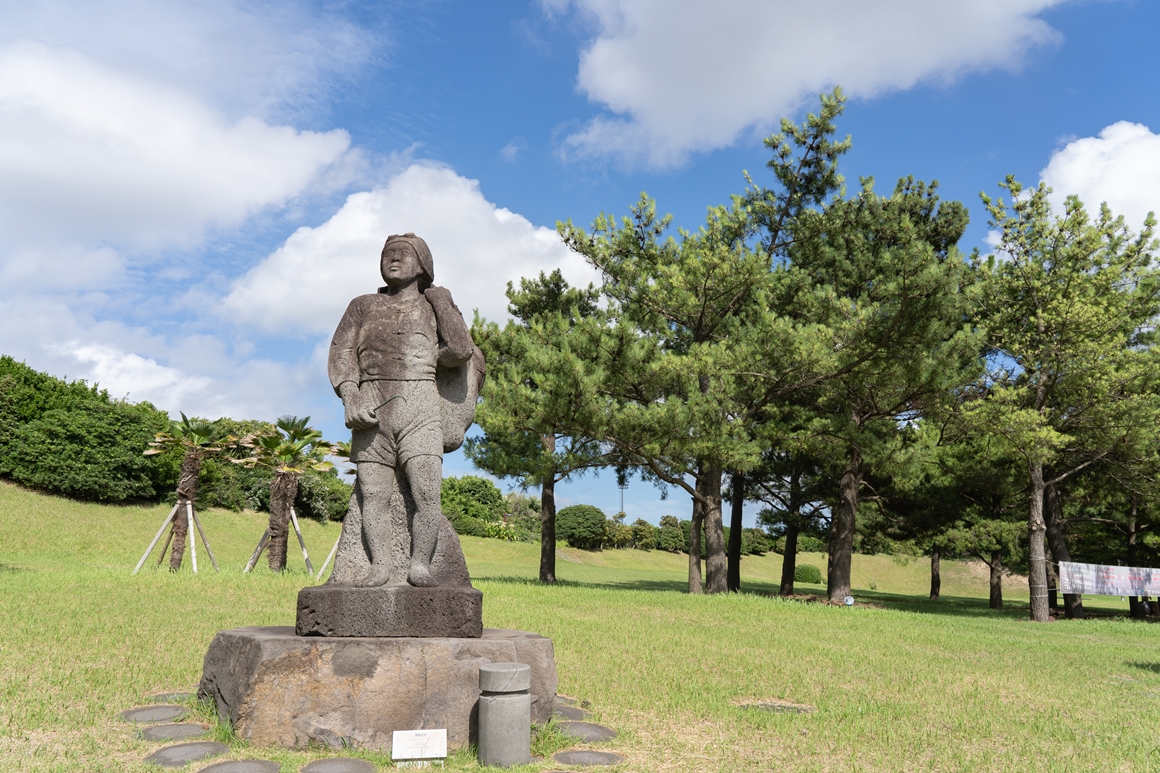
[{"left": 0, "top": 480, "right": 1156, "bottom": 772}]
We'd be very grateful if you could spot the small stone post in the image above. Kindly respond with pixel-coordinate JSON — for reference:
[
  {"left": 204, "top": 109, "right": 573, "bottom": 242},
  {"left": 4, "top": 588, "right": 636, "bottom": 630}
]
[{"left": 477, "top": 662, "right": 531, "bottom": 767}]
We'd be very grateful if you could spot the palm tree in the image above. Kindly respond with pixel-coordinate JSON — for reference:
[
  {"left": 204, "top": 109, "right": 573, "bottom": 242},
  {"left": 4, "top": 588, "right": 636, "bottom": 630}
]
[
  {"left": 141, "top": 413, "right": 229, "bottom": 571},
  {"left": 237, "top": 415, "right": 333, "bottom": 572}
]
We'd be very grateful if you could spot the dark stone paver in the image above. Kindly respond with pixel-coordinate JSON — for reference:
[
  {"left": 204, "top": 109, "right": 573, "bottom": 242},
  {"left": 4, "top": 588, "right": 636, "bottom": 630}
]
[
  {"left": 143, "top": 741, "right": 228, "bottom": 768},
  {"left": 300, "top": 759, "right": 375, "bottom": 773},
  {"left": 140, "top": 723, "right": 209, "bottom": 741},
  {"left": 555, "top": 695, "right": 577, "bottom": 705},
  {"left": 199, "top": 761, "right": 280, "bottom": 773},
  {"left": 558, "top": 721, "right": 617, "bottom": 743},
  {"left": 553, "top": 750, "right": 624, "bottom": 766},
  {"left": 554, "top": 704, "right": 591, "bottom": 720},
  {"left": 151, "top": 692, "right": 195, "bottom": 704},
  {"left": 120, "top": 705, "right": 186, "bottom": 723}
]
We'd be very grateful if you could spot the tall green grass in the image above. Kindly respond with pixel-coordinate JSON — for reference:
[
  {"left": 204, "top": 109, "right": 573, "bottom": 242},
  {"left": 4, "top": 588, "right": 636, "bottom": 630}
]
[{"left": 0, "top": 480, "right": 1155, "bottom": 772}]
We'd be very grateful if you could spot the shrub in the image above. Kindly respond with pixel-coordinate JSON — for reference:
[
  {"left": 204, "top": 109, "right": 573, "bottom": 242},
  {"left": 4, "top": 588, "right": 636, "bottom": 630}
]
[
  {"left": 604, "top": 515, "right": 634, "bottom": 548},
  {"left": 450, "top": 513, "right": 488, "bottom": 537},
  {"left": 556, "top": 504, "right": 606, "bottom": 550},
  {"left": 741, "top": 528, "right": 773, "bottom": 555},
  {"left": 295, "top": 468, "right": 353, "bottom": 522},
  {"left": 442, "top": 475, "right": 503, "bottom": 523},
  {"left": 483, "top": 520, "right": 517, "bottom": 541},
  {"left": 503, "top": 492, "right": 541, "bottom": 542},
  {"left": 775, "top": 534, "right": 827, "bottom": 554},
  {"left": 794, "top": 563, "right": 823, "bottom": 584},
  {"left": 657, "top": 515, "right": 684, "bottom": 552},
  {"left": 631, "top": 519, "right": 657, "bottom": 550}
]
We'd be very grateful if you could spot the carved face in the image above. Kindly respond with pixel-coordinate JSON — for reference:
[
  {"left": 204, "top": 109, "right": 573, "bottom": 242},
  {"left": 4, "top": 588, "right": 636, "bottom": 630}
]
[{"left": 381, "top": 242, "right": 423, "bottom": 288}]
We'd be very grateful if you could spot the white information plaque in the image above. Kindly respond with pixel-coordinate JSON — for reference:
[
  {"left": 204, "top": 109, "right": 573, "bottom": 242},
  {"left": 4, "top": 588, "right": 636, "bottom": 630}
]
[{"left": 392, "top": 729, "right": 448, "bottom": 761}]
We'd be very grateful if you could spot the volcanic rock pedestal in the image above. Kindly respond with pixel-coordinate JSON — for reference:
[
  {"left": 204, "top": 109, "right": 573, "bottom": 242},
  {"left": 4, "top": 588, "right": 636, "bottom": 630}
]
[
  {"left": 296, "top": 584, "right": 483, "bottom": 638},
  {"left": 198, "top": 627, "right": 556, "bottom": 751}
]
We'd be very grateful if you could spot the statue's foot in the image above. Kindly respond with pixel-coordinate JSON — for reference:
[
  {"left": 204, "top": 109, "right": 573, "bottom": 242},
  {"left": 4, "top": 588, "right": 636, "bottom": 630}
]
[
  {"left": 355, "top": 564, "right": 392, "bottom": 588},
  {"left": 407, "top": 562, "right": 438, "bottom": 587}
]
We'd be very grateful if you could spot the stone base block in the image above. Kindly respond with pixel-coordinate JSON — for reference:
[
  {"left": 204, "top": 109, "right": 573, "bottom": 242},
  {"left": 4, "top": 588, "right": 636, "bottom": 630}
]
[
  {"left": 197, "top": 626, "right": 556, "bottom": 751},
  {"left": 296, "top": 585, "right": 483, "bottom": 638}
]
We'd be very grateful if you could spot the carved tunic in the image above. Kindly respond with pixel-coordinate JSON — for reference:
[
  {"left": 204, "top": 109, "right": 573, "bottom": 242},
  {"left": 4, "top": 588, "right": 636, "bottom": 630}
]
[{"left": 329, "top": 292, "right": 439, "bottom": 390}]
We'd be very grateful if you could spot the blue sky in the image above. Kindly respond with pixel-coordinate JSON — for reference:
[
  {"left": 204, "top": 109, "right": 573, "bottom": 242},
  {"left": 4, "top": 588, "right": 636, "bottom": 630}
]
[{"left": 1, "top": 0, "right": 1158, "bottom": 524}]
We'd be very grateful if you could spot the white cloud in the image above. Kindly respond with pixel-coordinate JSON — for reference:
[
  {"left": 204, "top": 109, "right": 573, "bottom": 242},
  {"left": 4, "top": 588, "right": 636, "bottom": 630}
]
[
  {"left": 223, "top": 164, "right": 600, "bottom": 334},
  {"left": 1040, "top": 121, "right": 1160, "bottom": 228},
  {"left": 549, "top": 0, "right": 1069, "bottom": 167},
  {"left": 0, "top": 43, "right": 354, "bottom": 249},
  {"left": 0, "top": 0, "right": 373, "bottom": 120}
]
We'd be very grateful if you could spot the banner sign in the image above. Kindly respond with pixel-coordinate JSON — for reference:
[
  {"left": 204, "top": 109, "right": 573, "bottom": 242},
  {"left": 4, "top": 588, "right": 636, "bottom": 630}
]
[{"left": 1059, "top": 561, "right": 1160, "bottom": 596}]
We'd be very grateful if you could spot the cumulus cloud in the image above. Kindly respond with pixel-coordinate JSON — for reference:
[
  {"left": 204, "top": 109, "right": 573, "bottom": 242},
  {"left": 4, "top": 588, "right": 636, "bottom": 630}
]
[
  {"left": 0, "top": 0, "right": 373, "bottom": 120},
  {"left": 223, "top": 164, "right": 600, "bottom": 334},
  {"left": 548, "top": 0, "right": 1070, "bottom": 167},
  {"left": 0, "top": 43, "right": 353, "bottom": 249},
  {"left": 1040, "top": 121, "right": 1160, "bottom": 229}
]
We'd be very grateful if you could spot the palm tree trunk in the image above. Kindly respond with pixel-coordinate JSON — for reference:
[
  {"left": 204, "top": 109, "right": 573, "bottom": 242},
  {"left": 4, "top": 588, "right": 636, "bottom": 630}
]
[
  {"left": 169, "top": 449, "right": 201, "bottom": 572},
  {"left": 268, "top": 471, "right": 299, "bottom": 572}
]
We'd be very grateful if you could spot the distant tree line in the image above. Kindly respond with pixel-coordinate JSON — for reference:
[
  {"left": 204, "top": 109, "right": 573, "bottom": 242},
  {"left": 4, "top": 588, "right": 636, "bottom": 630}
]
[{"left": 467, "top": 88, "right": 1160, "bottom": 623}]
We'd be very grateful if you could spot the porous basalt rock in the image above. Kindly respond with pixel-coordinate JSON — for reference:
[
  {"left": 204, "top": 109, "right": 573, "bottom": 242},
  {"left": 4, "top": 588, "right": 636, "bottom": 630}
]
[{"left": 197, "top": 627, "right": 556, "bottom": 751}]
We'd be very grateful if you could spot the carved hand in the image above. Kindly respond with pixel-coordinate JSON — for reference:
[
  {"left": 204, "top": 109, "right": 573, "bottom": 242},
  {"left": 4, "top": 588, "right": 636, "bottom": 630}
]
[
  {"left": 340, "top": 384, "right": 378, "bottom": 430},
  {"left": 423, "top": 285, "right": 455, "bottom": 311}
]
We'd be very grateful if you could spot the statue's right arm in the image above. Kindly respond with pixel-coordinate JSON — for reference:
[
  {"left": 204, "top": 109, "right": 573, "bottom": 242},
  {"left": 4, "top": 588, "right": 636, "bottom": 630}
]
[{"left": 328, "top": 299, "right": 363, "bottom": 397}]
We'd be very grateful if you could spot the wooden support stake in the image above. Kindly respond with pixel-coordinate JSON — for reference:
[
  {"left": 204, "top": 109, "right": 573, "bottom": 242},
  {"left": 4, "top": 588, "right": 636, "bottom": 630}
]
[
  {"left": 155, "top": 526, "right": 174, "bottom": 568},
  {"left": 133, "top": 502, "right": 181, "bottom": 575},
  {"left": 316, "top": 533, "right": 342, "bottom": 583},
  {"left": 289, "top": 506, "right": 315, "bottom": 577},
  {"left": 190, "top": 507, "right": 219, "bottom": 572},
  {"left": 186, "top": 501, "right": 198, "bottom": 574},
  {"left": 244, "top": 529, "right": 270, "bottom": 573}
]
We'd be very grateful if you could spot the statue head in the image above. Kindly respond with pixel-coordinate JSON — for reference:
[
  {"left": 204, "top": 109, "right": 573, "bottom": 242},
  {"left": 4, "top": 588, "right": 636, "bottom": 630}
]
[{"left": 381, "top": 233, "right": 433, "bottom": 290}]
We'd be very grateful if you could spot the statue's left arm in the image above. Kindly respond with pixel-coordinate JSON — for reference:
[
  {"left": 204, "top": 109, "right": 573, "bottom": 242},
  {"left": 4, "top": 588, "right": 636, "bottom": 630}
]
[{"left": 424, "top": 285, "right": 475, "bottom": 366}]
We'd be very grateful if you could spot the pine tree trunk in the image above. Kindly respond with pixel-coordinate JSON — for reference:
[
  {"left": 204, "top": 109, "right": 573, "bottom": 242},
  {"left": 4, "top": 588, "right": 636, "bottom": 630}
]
[
  {"left": 989, "top": 549, "right": 1003, "bottom": 609},
  {"left": 168, "top": 448, "right": 201, "bottom": 572},
  {"left": 268, "top": 471, "right": 299, "bottom": 572},
  {"left": 688, "top": 480, "right": 704, "bottom": 595},
  {"left": 929, "top": 548, "right": 941, "bottom": 601},
  {"left": 1128, "top": 502, "right": 1142, "bottom": 619},
  {"left": 1046, "top": 557, "right": 1059, "bottom": 613},
  {"left": 702, "top": 467, "right": 727, "bottom": 594},
  {"left": 539, "top": 472, "right": 557, "bottom": 584},
  {"left": 1044, "top": 482, "right": 1083, "bottom": 619},
  {"left": 1027, "top": 461, "right": 1050, "bottom": 622},
  {"left": 828, "top": 447, "right": 861, "bottom": 603},
  {"left": 727, "top": 472, "right": 744, "bottom": 592},
  {"left": 780, "top": 520, "right": 799, "bottom": 596}
]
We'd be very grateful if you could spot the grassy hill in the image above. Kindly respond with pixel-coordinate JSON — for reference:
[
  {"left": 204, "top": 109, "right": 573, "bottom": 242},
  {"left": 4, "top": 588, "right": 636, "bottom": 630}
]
[{"left": 0, "top": 480, "right": 1155, "bottom": 772}]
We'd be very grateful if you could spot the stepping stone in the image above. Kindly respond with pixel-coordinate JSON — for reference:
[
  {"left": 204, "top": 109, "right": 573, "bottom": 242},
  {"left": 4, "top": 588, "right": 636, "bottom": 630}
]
[
  {"left": 151, "top": 692, "right": 195, "bottom": 704},
  {"left": 553, "top": 750, "right": 624, "bottom": 766},
  {"left": 143, "top": 741, "right": 228, "bottom": 768},
  {"left": 555, "top": 695, "right": 577, "bottom": 705},
  {"left": 300, "top": 759, "right": 375, "bottom": 773},
  {"left": 140, "top": 723, "right": 209, "bottom": 742},
  {"left": 120, "top": 705, "right": 186, "bottom": 723},
  {"left": 557, "top": 721, "right": 617, "bottom": 743},
  {"left": 554, "top": 704, "right": 591, "bottom": 720},
  {"left": 199, "top": 761, "right": 280, "bottom": 773}
]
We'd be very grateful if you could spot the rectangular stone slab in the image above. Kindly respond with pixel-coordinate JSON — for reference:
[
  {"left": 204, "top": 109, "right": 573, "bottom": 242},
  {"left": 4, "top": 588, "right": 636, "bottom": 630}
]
[
  {"left": 296, "top": 585, "right": 483, "bottom": 638},
  {"left": 197, "top": 626, "right": 556, "bottom": 751}
]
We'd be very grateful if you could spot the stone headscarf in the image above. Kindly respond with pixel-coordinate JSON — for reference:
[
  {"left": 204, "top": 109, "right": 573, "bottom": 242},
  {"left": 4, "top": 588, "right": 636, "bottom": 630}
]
[{"left": 382, "top": 233, "right": 434, "bottom": 289}]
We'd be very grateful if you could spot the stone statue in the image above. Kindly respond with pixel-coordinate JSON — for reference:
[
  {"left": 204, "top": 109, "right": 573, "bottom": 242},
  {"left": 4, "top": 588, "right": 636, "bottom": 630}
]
[{"left": 325, "top": 233, "right": 485, "bottom": 590}]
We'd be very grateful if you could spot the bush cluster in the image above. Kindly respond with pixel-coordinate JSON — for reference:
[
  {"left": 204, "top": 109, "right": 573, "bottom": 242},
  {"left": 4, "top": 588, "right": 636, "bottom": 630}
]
[{"left": 794, "top": 564, "right": 823, "bottom": 584}]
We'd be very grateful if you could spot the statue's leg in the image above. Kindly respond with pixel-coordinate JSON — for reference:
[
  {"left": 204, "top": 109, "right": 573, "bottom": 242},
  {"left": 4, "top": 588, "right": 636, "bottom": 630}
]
[
  {"left": 404, "top": 454, "right": 442, "bottom": 587},
  {"left": 355, "top": 461, "right": 397, "bottom": 588}
]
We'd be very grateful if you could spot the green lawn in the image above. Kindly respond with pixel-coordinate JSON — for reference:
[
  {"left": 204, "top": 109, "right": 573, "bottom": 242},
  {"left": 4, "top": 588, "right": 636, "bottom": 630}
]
[{"left": 0, "top": 480, "right": 1156, "bottom": 772}]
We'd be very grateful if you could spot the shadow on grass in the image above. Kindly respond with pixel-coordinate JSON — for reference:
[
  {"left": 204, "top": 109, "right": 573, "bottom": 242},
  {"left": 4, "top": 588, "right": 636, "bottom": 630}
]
[
  {"left": 1127, "top": 662, "right": 1160, "bottom": 674},
  {"left": 0, "top": 562, "right": 28, "bottom": 573}
]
